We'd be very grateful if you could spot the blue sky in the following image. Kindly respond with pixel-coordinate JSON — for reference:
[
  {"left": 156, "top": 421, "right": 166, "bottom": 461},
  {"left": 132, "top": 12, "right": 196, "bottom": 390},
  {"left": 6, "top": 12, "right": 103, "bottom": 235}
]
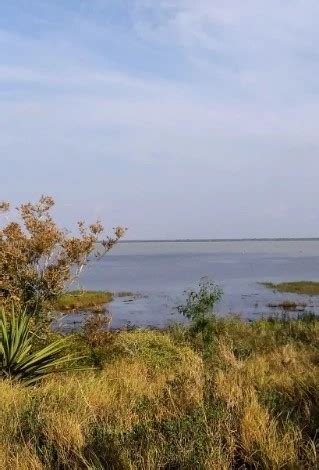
[{"left": 1, "top": 0, "right": 319, "bottom": 239}]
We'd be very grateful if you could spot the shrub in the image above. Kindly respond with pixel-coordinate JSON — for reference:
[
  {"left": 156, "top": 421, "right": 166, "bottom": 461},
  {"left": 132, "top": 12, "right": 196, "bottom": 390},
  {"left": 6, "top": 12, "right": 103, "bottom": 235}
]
[
  {"left": 177, "top": 278, "right": 222, "bottom": 320},
  {"left": 177, "top": 278, "right": 223, "bottom": 348},
  {"left": 0, "top": 196, "right": 125, "bottom": 317},
  {"left": 81, "top": 311, "right": 114, "bottom": 368}
]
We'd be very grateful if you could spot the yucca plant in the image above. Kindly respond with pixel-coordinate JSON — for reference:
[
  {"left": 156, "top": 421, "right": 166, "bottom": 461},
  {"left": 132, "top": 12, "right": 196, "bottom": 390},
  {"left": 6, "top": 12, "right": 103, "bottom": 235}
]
[{"left": 0, "top": 307, "right": 73, "bottom": 385}]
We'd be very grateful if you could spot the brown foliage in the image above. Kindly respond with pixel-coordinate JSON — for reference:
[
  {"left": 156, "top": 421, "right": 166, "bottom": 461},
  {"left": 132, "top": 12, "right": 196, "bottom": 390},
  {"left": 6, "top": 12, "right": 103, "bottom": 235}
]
[
  {"left": 0, "top": 195, "right": 126, "bottom": 316},
  {"left": 83, "top": 310, "right": 113, "bottom": 348}
]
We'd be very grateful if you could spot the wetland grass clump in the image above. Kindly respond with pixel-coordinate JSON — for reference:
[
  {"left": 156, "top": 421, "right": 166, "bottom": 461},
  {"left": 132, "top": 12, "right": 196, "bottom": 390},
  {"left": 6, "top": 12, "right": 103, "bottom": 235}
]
[
  {"left": 115, "top": 291, "right": 136, "bottom": 298},
  {"left": 55, "top": 291, "right": 145, "bottom": 313},
  {"left": 55, "top": 290, "right": 113, "bottom": 311},
  {"left": 262, "top": 281, "right": 319, "bottom": 295},
  {"left": 267, "top": 300, "right": 307, "bottom": 310}
]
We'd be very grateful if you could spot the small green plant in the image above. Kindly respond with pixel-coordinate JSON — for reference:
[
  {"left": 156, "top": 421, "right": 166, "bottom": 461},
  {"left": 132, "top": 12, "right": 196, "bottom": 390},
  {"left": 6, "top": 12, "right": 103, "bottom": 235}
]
[
  {"left": 177, "top": 278, "right": 223, "bottom": 322},
  {"left": 177, "top": 278, "right": 223, "bottom": 348},
  {"left": 0, "top": 307, "right": 73, "bottom": 385}
]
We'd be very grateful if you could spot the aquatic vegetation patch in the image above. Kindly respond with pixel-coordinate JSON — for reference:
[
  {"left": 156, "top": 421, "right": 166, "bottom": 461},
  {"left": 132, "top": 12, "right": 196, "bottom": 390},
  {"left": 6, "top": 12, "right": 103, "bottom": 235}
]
[
  {"left": 267, "top": 300, "right": 307, "bottom": 310},
  {"left": 262, "top": 281, "right": 319, "bottom": 295},
  {"left": 55, "top": 290, "right": 113, "bottom": 311},
  {"left": 115, "top": 291, "right": 147, "bottom": 299}
]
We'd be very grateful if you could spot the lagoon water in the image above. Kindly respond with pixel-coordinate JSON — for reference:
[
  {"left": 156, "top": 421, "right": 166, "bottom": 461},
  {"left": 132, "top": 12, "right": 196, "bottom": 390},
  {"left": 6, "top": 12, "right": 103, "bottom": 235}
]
[{"left": 56, "top": 240, "right": 319, "bottom": 330}]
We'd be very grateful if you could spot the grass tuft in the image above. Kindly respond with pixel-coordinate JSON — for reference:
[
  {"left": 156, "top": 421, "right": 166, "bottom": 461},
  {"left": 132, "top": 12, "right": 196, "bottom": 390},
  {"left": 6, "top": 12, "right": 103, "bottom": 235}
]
[
  {"left": 267, "top": 300, "right": 307, "bottom": 310},
  {"left": 262, "top": 281, "right": 319, "bottom": 295},
  {"left": 55, "top": 290, "right": 113, "bottom": 311}
]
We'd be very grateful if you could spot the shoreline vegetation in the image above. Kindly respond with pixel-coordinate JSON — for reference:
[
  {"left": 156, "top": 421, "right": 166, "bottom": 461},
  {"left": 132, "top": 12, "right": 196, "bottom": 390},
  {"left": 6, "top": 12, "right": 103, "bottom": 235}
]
[
  {"left": 1, "top": 313, "right": 319, "bottom": 468},
  {"left": 55, "top": 290, "right": 113, "bottom": 311},
  {"left": 55, "top": 281, "right": 319, "bottom": 315},
  {"left": 55, "top": 290, "right": 143, "bottom": 312},
  {"left": 263, "top": 281, "right": 319, "bottom": 296}
]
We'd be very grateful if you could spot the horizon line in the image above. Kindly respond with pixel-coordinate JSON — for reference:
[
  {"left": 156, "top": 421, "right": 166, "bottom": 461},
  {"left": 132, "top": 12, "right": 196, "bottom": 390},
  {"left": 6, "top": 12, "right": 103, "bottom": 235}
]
[{"left": 119, "top": 237, "right": 319, "bottom": 243}]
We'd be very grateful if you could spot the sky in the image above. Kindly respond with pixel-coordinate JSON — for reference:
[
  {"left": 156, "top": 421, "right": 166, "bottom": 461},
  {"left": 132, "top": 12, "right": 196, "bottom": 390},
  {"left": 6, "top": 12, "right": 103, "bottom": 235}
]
[{"left": 1, "top": 0, "right": 319, "bottom": 239}]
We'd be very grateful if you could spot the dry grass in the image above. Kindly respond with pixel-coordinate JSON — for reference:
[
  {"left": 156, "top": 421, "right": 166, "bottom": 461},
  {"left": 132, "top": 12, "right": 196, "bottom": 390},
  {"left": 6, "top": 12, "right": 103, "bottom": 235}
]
[
  {"left": 0, "top": 318, "right": 319, "bottom": 468},
  {"left": 213, "top": 338, "right": 319, "bottom": 467},
  {"left": 263, "top": 281, "right": 319, "bottom": 295}
]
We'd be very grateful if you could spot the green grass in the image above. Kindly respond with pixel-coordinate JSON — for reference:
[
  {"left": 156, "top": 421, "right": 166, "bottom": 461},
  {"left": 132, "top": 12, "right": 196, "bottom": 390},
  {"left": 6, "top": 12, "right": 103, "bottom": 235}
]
[
  {"left": 55, "top": 290, "right": 113, "bottom": 311},
  {"left": 56, "top": 290, "right": 145, "bottom": 311},
  {"left": 1, "top": 314, "right": 319, "bottom": 468},
  {"left": 262, "top": 281, "right": 319, "bottom": 295}
]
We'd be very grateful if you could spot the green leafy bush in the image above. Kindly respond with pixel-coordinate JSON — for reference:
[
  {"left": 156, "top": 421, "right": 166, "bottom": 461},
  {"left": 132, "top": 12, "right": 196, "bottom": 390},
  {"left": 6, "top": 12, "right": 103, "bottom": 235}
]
[
  {"left": 177, "top": 278, "right": 223, "bottom": 348},
  {"left": 177, "top": 278, "right": 223, "bottom": 322}
]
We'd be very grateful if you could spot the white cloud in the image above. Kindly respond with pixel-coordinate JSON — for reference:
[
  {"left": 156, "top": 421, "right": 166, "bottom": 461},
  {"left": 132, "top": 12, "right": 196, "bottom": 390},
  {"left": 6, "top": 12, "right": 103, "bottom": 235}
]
[
  {"left": 1, "top": 1, "right": 319, "bottom": 236},
  {"left": 133, "top": 0, "right": 319, "bottom": 103}
]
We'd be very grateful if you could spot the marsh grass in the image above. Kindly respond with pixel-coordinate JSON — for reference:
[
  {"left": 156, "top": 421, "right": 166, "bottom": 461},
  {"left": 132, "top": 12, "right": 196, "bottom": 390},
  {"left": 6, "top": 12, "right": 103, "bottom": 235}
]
[
  {"left": 115, "top": 291, "right": 147, "bottom": 300},
  {"left": 55, "top": 290, "right": 113, "bottom": 311},
  {"left": 267, "top": 300, "right": 307, "bottom": 310},
  {"left": 263, "top": 281, "right": 319, "bottom": 295},
  {"left": 115, "top": 291, "right": 136, "bottom": 297},
  {"left": 0, "top": 315, "right": 319, "bottom": 468}
]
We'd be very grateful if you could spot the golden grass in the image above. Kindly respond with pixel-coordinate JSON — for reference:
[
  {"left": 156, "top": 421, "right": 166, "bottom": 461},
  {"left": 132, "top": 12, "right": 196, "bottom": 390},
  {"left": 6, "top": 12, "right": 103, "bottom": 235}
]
[
  {"left": 55, "top": 290, "right": 113, "bottom": 311},
  {"left": 0, "top": 319, "right": 318, "bottom": 468},
  {"left": 263, "top": 280, "right": 319, "bottom": 295}
]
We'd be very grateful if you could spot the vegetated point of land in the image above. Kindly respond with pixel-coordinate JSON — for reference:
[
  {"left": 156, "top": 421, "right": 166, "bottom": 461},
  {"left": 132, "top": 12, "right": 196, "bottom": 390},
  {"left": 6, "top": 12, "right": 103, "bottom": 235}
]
[
  {"left": 55, "top": 290, "right": 113, "bottom": 311},
  {"left": 263, "top": 281, "right": 319, "bottom": 296},
  {"left": 55, "top": 290, "right": 141, "bottom": 312}
]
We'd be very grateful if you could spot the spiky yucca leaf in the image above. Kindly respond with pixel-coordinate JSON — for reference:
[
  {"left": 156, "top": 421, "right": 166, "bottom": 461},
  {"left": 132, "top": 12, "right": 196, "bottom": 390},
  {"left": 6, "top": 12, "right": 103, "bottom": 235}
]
[{"left": 0, "top": 307, "right": 73, "bottom": 385}]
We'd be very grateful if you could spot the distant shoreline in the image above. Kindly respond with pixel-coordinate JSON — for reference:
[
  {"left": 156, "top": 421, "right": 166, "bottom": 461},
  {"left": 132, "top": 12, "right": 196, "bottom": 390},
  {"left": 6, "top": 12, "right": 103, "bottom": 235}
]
[{"left": 119, "top": 238, "right": 319, "bottom": 243}]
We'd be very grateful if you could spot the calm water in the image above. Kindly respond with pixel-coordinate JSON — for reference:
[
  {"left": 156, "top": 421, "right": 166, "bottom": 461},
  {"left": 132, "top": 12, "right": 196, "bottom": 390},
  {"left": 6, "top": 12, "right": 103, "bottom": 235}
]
[{"left": 55, "top": 240, "right": 319, "bottom": 330}]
